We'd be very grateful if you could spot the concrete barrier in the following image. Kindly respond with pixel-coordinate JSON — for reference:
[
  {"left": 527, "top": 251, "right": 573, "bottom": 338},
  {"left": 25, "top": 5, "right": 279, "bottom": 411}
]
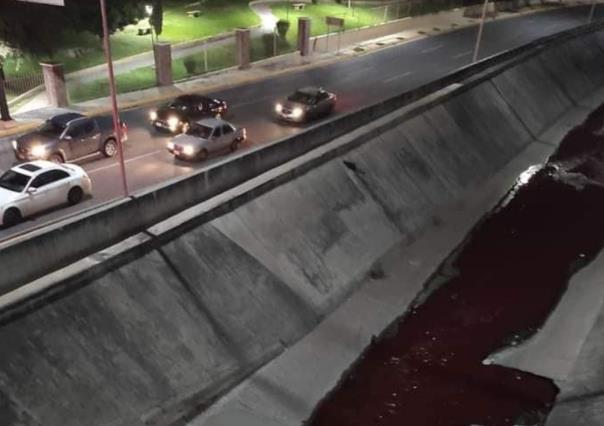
[
  {"left": 1, "top": 21, "right": 604, "bottom": 426},
  {"left": 1, "top": 22, "right": 604, "bottom": 301}
]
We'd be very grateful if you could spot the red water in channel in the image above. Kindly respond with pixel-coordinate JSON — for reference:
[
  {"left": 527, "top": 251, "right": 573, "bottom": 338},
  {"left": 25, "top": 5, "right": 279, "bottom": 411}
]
[{"left": 308, "top": 106, "right": 604, "bottom": 426}]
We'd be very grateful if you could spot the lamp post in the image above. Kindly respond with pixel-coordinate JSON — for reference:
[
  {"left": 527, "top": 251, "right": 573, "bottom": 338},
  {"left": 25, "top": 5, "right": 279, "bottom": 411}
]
[
  {"left": 99, "top": 0, "right": 129, "bottom": 197},
  {"left": 146, "top": 4, "right": 155, "bottom": 44}
]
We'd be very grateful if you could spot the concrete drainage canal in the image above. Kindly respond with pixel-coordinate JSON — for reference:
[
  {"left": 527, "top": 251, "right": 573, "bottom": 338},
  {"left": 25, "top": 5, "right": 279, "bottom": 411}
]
[{"left": 307, "top": 104, "right": 604, "bottom": 426}]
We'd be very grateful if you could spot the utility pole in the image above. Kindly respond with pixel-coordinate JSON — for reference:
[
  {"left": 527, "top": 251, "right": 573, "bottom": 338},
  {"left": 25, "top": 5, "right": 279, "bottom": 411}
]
[
  {"left": 588, "top": 0, "right": 597, "bottom": 23},
  {"left": 99, "top": 0, "right": 129, "bottom": 197},
  {"left": 472, "top": 0, "right": 489, "bottom": 63}
]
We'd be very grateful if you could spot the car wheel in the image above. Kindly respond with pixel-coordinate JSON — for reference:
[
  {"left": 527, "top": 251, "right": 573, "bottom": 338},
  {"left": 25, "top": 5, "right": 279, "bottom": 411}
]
[
  {"left": 230, "top": 140, "right": 240, "bottom": 152},
  {"left": 49, "top": 153, "right": 64, "bottom": 164},
  {"left": 68, "top": 186, "right": 84, "bottom": 205},
  {"left": 3, "top": 208, "right": 21, "bottom": 227},
  {"left": 102, "top": 138, "right": 118, "bottom": 158},
  {"left": 198, "top": 149, "right": 208, "bottom": 161}
]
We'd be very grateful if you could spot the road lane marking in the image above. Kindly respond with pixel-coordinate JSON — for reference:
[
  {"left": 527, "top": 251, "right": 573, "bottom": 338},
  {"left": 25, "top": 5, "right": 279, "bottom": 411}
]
[
  {"left": 87, "top": 149, "right": 163, "bottom": 174},
  {"left": 453, "top": 50, "right": 473, "bottom": 59},
  {"left": 421, "top": 44, "right": 444, "bottom": 54},
  {"left": 385, "top": 71, "right": 414, "bottom": 83}
]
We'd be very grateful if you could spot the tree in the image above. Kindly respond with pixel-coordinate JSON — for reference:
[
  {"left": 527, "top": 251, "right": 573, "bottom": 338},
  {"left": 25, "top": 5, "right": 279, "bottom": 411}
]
[
  {"left": 150, "top": 0, "right": 163, "bottom": 38},
  {"left": 0, "top": 0, "right": 148, "bottom": 57}
]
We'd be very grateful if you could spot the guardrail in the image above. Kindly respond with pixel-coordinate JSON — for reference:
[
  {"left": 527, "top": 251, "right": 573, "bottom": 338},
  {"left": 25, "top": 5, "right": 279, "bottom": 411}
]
[{"left": 1, "top": 20, "right": 603, "bottom": 295}]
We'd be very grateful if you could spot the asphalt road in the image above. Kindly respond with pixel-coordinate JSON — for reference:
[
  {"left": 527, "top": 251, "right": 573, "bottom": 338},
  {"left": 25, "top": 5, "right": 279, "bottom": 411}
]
[{"left": 0, "top": 5, "right": 600, "bottom": 242}]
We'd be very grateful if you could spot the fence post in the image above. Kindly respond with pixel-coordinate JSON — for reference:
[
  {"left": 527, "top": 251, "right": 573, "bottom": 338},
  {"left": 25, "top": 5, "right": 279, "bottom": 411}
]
[
  {"left": 298, "top": 17, "right": 311, "bottom": 56},
  {"left": 153, "top": 42, "right": 173, "bottom": 86},
  {"left": 236, "top": 28, "right": 251, "bottom": 69},
  {"left": 203, "top": 40, "right": 208, "bottom": 73},
  {"left": 40, "top": 62, "right": 68, "bottom": 107}
]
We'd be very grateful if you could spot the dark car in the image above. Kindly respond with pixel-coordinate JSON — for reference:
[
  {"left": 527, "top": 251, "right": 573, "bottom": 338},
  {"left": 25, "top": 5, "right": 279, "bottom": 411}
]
[
  {"left": 149, "top": 94, "right": 228, "bottom": 133},
  {"left": 12, "top": 113, "right": 128, "bottom": 163},
  {"left": 274, "top": 87, "right": 336, "bottom": 123}
]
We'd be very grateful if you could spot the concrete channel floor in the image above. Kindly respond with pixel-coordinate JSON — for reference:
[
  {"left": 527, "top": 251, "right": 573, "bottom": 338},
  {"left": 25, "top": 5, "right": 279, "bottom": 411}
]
[{"left": 185, "top": 96, "right": 604, "bottom": 425}]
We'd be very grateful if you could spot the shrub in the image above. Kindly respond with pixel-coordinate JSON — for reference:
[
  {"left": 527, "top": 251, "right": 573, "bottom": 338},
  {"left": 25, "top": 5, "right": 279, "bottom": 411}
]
[
  {"left": 276, "top": 19, "right": 290, "bottom": 38},
  {"left": 183, "top": 57, "right": 198, "bottom": 74}
]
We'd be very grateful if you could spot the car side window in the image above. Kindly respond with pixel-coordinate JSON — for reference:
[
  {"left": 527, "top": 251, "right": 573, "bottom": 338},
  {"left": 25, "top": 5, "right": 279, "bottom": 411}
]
[
  {"left": 30, "top": 170, "right": 70, "bottom": 189},
  {"left": 222, "top": 125, "right": 233, "bottom": 135},
  {"left": 66, "top": 122, "right": 85, "bottom": 139},
  {"left": 213, "top": 126, "right": 222, "bottom": 138},
  {"left": 83, "top": 120, "right": 95, "bottom": 135},
  {"left": 30, "top": 171, "right": 52, "bottom": 189}
]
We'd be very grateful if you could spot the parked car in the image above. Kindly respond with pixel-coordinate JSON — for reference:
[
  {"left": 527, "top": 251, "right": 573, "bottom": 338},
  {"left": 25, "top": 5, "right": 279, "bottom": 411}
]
[
  {"left": 13, "top": 113, "right": 128, "bottom": 163},
  {"left": 274, "top": 87, "right": 336, "bottom": 123},
  {"left": 149, "top": 94, "right": 228, "bottom": 133},
  {"left": 0, "top": 161, "right": 92, "bottom": 227},
  {"left": 167, "top": 118, "right": 246, "bottom": 161}
]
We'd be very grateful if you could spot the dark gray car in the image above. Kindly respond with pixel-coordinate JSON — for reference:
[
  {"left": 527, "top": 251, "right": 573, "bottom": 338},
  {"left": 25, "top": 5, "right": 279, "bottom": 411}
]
[
  {"left": 274, "top": 87, "right": 336, "bottom": 123},
  {"left": 13, "top": 113, "right": 128, "bottom": 163}
]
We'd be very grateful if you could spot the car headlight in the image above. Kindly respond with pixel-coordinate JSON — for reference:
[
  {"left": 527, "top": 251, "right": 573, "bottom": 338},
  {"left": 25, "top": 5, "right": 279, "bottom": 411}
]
[
  {"left": 167, "top": 141, "right": 174, "bottom": 150},
  {"left": 275, "top": 103, "right": 283, "bottom": 113},
  {"left": 168, "top": 116, "right": 180, "bottom": 131},
  {"left": 31, "top": 145, "right": 47, "bottom": 158},
  {"left": 291, "top": 107, "right": 304, "bottom": 118},
  {"left": 11, "top": 140, "right": 17, "bottom": 150},
  {"left": 183, "top": 146, "right": 194, "bottom": 156},
  {"left": 149, "top": 110, "right": 158, "bottom": 121}
]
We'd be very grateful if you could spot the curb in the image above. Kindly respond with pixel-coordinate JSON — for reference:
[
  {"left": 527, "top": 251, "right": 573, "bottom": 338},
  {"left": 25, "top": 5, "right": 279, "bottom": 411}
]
[{"left": 0, "top": 122, "right": 39, "bottom": 139}]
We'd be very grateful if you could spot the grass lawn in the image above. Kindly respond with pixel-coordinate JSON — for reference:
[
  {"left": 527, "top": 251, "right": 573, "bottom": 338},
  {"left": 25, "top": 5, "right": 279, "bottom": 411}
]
[
  {"left": 3, "top": 0, "right": 259, "bottom": 79},
  {"left": 272, "top": 3, "right": 386, "bottom": 41},
  {"left": 67, "top": 2, "right": 396, "bottom": 103},
  {"left": 68, "top": 43, "right": 239, "bottom": 103}
]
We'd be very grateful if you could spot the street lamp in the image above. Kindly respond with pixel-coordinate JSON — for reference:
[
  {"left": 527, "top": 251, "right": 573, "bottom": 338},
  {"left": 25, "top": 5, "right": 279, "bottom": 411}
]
[
  {"left": 99, "top": 0, "right": 129, "bottom": 197},
  {"left": 146, "top": 4, "right": 155, "bottom": 44}
]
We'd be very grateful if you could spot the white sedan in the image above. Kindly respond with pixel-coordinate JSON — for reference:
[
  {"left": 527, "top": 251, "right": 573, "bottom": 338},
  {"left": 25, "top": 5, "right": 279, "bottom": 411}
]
[{"left": 0, "top": 161, "right": 92, "bottom": 227}]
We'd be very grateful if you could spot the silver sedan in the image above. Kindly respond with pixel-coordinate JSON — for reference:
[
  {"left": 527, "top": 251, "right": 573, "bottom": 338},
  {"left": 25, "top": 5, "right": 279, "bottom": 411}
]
[{"left": 167, "top": 118, "right": 246, "bottom": 161}]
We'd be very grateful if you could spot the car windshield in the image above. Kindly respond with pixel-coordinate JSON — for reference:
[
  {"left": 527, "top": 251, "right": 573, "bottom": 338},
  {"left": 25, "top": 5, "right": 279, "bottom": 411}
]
[
  {"left": 189, "top": 124, "right": 213, "bottom": 139},
  {"left": 167, "top": 100, "right": 190, "bottom": 111},
  {"left": 288, "top": 91, "right": 315, "bottom": 105},
  {"left": 38, "top": 118, "right": 66, "bottom": 136},
  {"left": 0, "top": 170, "right": 31, "bottom": 192}
]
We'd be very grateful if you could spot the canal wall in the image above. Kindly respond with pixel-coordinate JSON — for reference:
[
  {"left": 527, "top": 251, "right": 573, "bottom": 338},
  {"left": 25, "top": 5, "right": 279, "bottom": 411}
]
[{"left": 1, "top": 27, "right": 604, "bottom": 426}]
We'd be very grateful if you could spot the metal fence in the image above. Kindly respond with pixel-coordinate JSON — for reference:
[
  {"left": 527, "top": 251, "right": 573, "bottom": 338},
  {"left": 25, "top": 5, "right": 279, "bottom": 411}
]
[{"left": 3, "top": 73, "right": 44, "bottom": 100}]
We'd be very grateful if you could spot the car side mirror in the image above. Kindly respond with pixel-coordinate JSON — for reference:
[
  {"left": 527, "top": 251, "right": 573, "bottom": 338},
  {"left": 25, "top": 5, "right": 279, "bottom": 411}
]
[
  {"left": 64, "top": 135, "right": 72, "bottom": 140},
  {"left": 26, "top": 187, "right": 37, "bottom": 194}
]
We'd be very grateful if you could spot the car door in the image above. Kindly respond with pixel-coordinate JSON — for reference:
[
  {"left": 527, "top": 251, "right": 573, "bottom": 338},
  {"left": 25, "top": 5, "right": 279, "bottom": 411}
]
[
  {"left": 24, "top": 171, "right": 50, "bottom": 215},
  {"left": 64, "top": 120, "right": 97, "bottom": 159},
  {"left": 208, "top": 126, "right": 223, "bottom": 152},
  {"left": 316, "top": 92, "right": 330, "bottom": 115},
  {"left": 221, "top": 124, "right": 235, "bottom": 148},
  {"left": 308, "top": 96, "right": 321, "bottom": 118},
  {"left": 24, "top": 170, "right": 69, "bottom": 215},
  {"left": 82, "top": 119, "right": 102, "bottom": 154}
]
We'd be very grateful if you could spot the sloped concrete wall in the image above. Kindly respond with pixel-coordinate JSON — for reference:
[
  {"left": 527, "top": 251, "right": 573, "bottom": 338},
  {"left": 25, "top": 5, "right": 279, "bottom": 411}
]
[{"left": 0, "top": 31, "right": 602, "bottom": 426}]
